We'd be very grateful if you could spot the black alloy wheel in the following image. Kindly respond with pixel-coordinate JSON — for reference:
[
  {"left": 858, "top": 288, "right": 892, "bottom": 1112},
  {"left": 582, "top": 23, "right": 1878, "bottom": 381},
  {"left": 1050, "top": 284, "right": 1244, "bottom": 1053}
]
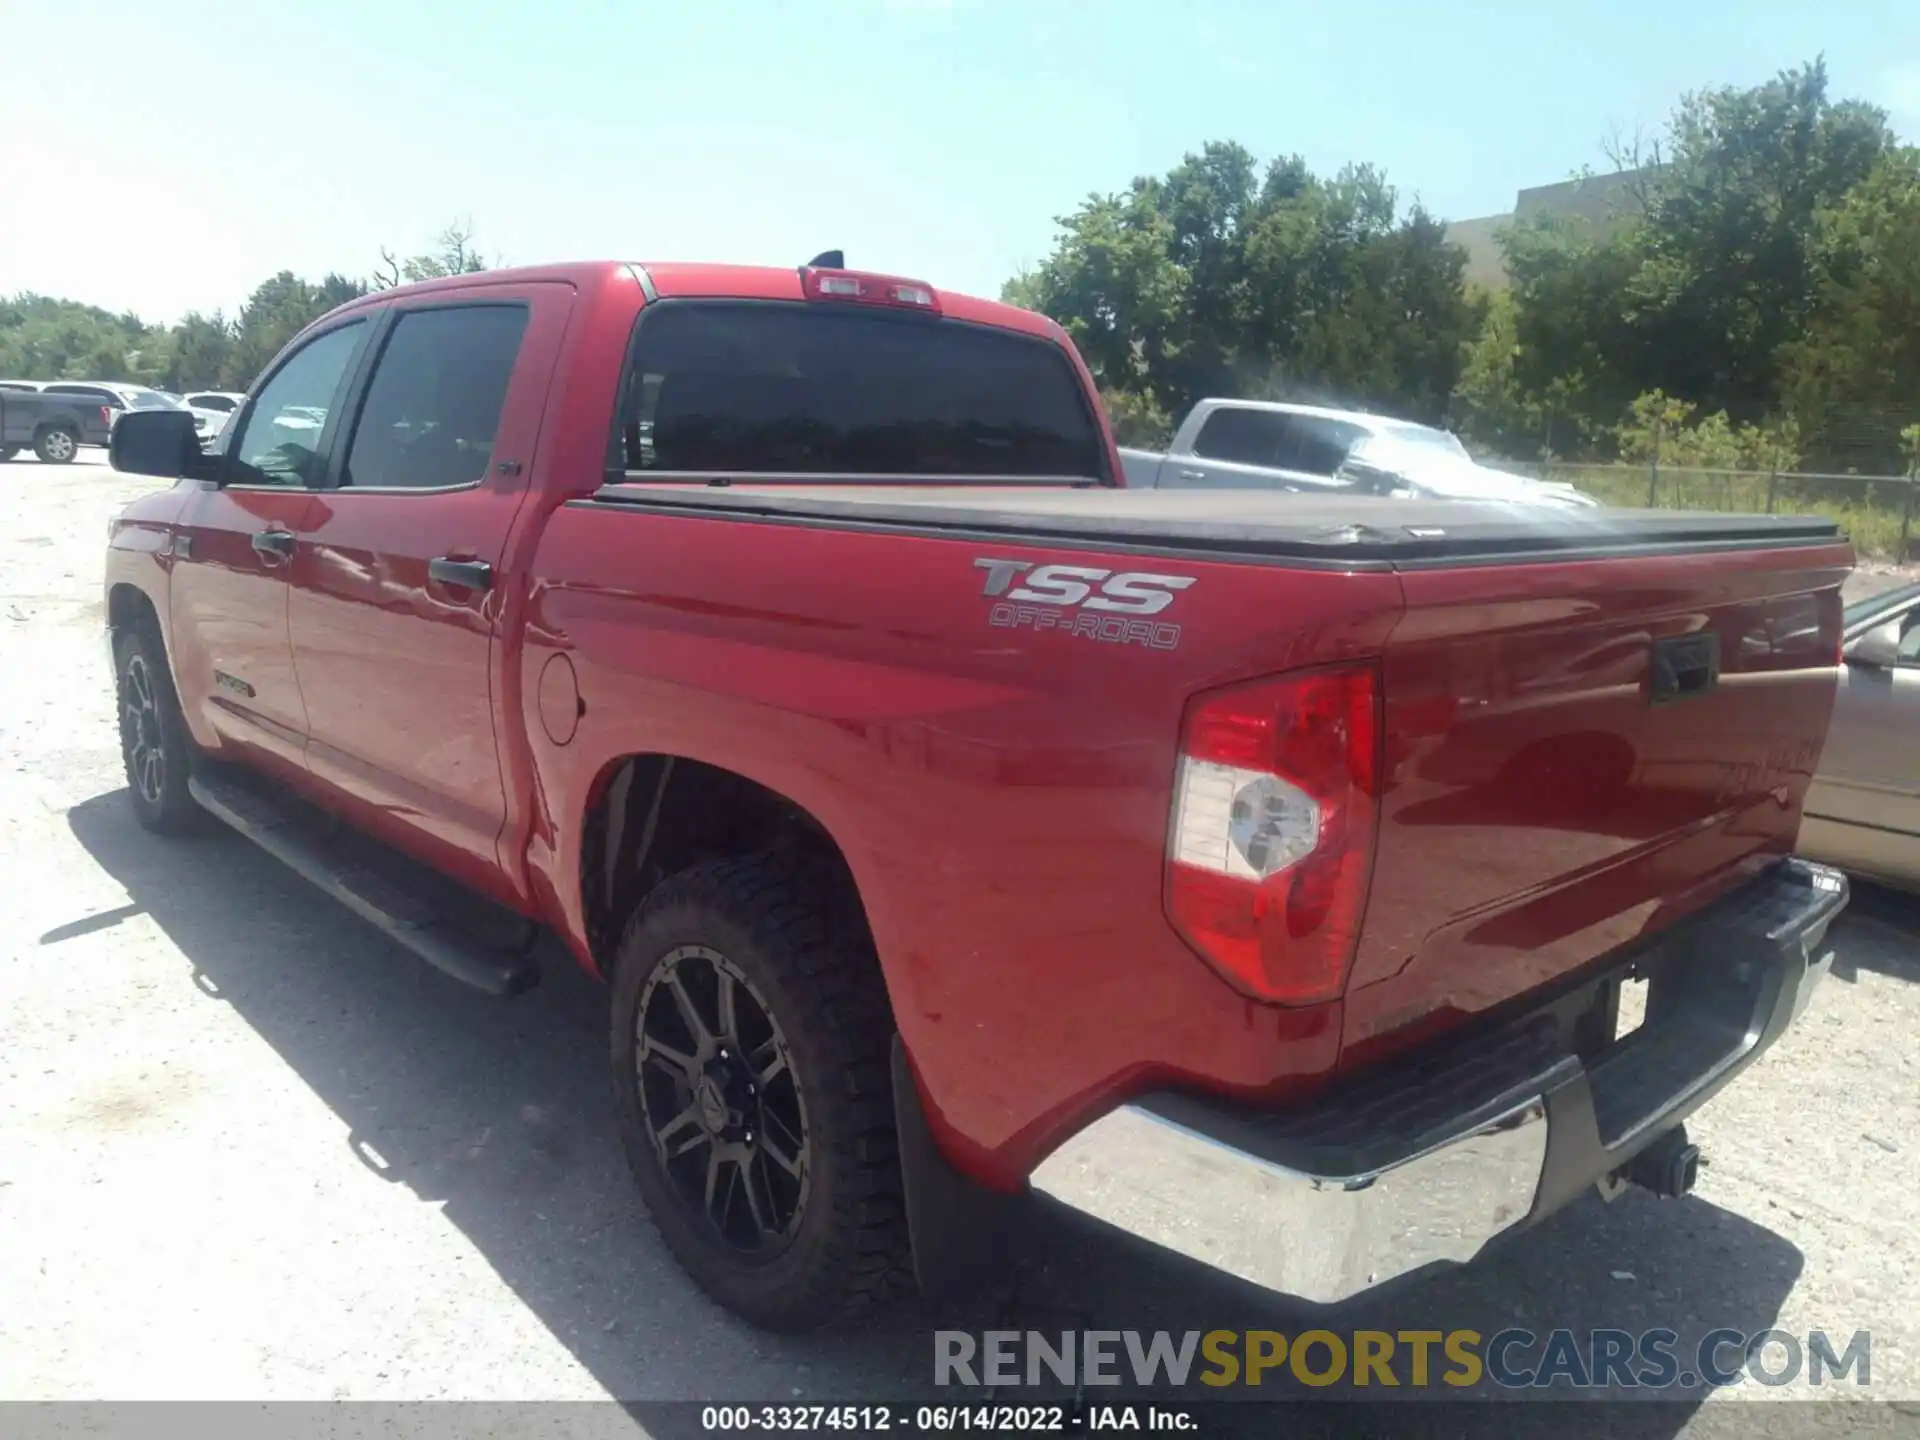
[
  {"left": 114, "top": 625, "right": 204, "bottom": 835},
  {"left": 635, "top": 943, "right": 811, "bottom": 1256},
  {"left": 608, "top": 853, "right": 911, "bottom": 1330},
  {"left": 121, "top": 650, "right": 167, "bottom": 809}
]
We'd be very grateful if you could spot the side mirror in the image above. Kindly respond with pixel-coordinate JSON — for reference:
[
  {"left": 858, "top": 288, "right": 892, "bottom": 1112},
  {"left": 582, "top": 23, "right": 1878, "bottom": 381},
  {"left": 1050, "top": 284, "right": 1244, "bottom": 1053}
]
[
  {"left": 1844, "top": 619, "right": 1903, "bottom": 670},
  {"left": 110, "top": 409, "right": 214, "bottom": 481}
]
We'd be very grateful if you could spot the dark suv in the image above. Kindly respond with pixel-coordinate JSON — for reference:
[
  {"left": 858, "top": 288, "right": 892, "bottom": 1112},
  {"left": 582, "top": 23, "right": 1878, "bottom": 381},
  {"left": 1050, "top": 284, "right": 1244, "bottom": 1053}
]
[
  {"left": 0, "top": 384, "right": 107, "bottom": 462},
  {"left": 0, "top": 383, "right": 187, "bottom": 462}
]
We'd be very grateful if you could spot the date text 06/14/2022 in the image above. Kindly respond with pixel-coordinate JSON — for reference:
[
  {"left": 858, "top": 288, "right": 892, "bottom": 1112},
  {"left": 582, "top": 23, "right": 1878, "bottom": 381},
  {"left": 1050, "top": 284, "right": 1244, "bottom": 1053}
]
[{"left": 700, "top": 1404, "right": 1198, "bottom": 1432}]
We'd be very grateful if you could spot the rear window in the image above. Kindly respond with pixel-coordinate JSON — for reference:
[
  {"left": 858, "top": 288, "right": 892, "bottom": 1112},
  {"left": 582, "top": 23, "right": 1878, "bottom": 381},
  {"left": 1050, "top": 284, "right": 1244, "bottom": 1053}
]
[{"left": 611, "top": 302, "right": 1105, "bottom": 480}]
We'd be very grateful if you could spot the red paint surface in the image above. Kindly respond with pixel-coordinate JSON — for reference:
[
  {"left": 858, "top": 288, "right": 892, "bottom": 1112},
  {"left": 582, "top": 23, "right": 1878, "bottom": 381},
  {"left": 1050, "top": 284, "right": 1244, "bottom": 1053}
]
[
  {"left": 1341, "top": 545, "right": 1847, "bottom": 1066},
  {"left": 105, "top": 260, "right": 1852, "bottom": 1187}
]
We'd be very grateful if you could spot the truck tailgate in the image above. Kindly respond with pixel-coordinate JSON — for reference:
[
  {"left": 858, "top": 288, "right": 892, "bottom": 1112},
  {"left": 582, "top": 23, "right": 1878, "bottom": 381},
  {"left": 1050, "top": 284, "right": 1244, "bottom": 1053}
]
[{"left": 1341, "top": 539, "right": 1850, "bottom": 1061}]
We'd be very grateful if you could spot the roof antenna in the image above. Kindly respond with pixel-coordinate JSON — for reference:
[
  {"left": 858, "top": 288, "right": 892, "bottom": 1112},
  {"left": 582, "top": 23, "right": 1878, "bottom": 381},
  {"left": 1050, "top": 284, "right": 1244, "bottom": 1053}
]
[{"left": 806, "top": 250, "right": 844, "bottom": 269}]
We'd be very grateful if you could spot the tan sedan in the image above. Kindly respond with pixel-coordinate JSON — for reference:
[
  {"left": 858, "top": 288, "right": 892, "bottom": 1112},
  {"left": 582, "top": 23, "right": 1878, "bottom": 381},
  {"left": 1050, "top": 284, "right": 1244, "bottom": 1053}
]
[{"left": 1800, "top": 581, "right": 1920, "bottom": 891}]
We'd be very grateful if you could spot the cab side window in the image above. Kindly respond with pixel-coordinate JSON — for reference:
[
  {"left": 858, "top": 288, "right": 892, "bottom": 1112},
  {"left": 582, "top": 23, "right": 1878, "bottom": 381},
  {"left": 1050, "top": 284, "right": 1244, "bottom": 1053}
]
[
  {"left": 1191, "top": 408, "right": 1290, "bottom": 467},
  {"left": 342, "top": 305, "right": 529, "bottom": 491},
  {"left": 227, "top": 322, "right": 367, "bottom": 488}
]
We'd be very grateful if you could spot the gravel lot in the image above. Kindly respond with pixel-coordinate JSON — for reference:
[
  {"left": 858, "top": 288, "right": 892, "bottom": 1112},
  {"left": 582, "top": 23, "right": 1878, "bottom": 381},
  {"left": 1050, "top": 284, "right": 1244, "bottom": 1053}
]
[{"left": 2, "top": 453, "right": 1916, "bottom": 1436}]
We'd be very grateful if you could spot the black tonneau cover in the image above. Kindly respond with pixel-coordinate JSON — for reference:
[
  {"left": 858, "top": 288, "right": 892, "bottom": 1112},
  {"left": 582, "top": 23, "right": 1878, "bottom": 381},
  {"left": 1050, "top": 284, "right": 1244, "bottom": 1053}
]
[{"left": 586, "top": 480, "right": 1844, "bottom": 567}]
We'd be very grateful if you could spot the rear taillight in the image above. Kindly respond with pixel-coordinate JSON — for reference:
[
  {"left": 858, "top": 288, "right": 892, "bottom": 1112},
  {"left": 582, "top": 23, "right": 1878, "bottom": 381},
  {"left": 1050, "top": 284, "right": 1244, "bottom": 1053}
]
[
  {"left": 101, "top": 406, "right": 113, "bottom": 427},
  {"left": 800, "top": 267, "right": 941, "bottom": 313},
  {"left": 1166, "top": 663, "right": 1381, "bottom": 1006}
]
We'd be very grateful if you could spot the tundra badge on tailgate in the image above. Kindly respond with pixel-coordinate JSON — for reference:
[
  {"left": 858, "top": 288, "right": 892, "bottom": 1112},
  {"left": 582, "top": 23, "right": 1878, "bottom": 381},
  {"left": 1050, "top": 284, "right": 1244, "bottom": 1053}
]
[{"left": 973, "top": 558, "right": 1195, "bottom": 651}]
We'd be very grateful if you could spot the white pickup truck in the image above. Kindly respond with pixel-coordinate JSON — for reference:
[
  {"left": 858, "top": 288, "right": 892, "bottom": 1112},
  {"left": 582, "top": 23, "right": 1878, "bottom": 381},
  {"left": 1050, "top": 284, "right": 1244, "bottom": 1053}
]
[{"left": 1119, "top": 398, "right": 1597, "bottom": 509}]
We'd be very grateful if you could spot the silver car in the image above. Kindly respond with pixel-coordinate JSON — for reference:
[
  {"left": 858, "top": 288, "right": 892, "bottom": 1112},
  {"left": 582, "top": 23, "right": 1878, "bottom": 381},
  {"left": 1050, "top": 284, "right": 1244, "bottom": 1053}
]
[
  {"left": 1119, "top": 398, "right": 1598, "bottom": 508},
  {"left": 1799, "top": 581, "right": 1920, "bottom": 891}
]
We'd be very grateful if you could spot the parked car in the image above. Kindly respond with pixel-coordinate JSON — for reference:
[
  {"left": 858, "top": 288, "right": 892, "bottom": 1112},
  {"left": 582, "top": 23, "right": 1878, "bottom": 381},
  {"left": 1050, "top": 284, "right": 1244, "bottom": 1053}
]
[
  {"left": 182, "top": 390, "right": 248, "bottom": 445},
  {"left": 26, "top": 382, "right": 187, "bottom": 454},
  {"left": 41, "top": 381, "right": 186, "bottom": 415},
  {"left": 0, "top": 385, "right": 116, "bottom": 462},
  {"left": 105, "top": 258, "right": 1850, "bottom": 1333},
  {"left": 1120, "top": 398, "right": 1598, "bottom": 508},
  {"left": 1798, "top": 581, "right": 1920, "bottom": 890}
]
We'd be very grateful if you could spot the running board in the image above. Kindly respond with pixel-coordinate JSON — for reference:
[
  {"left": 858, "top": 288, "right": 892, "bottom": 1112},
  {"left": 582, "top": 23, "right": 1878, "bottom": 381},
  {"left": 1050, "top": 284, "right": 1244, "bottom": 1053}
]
[{"left": 187, "top": 766, "right": 540, "bottom": 997}]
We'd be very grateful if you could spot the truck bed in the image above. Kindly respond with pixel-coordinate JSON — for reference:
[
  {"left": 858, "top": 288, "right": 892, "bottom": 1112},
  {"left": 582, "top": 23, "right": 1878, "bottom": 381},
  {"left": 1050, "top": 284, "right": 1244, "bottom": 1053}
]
[{"left": 587, "top": 480, "right": 1841, "bottom": 563}]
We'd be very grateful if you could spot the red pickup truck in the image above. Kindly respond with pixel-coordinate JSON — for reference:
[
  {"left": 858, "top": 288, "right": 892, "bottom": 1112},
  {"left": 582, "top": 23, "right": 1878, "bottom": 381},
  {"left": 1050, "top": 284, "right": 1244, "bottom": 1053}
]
[{"left": 104, "top": 259, "right": 1851, "bottom": 1332}]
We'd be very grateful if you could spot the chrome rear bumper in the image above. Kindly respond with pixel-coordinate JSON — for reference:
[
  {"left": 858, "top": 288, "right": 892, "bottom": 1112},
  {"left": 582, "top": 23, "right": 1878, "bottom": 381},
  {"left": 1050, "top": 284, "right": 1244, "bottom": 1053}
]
[{"left": 1029, "top": 859, "right": 1847, "bottom": 1305}]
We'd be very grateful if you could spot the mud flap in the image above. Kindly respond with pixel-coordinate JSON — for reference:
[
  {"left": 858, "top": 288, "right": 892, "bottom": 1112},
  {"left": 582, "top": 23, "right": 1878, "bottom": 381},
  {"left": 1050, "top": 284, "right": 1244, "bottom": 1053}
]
[{"left": 891, "top": 1035, "right": 1023, "bottom": 1302}]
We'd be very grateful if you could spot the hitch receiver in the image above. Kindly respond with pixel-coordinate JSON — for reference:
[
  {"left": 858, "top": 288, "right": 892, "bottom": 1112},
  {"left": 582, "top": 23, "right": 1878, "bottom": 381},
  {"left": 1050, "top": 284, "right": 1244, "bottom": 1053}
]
[{"left": 1618, "top": 1125, "right": 1702, "bottom": 1199}]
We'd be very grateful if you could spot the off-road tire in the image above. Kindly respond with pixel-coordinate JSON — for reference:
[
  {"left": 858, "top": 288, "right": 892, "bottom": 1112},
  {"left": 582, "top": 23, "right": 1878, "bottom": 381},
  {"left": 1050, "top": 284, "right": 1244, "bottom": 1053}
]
[
  {"left": 34, "top": 425, "right": 78, "bottom": 464},
  {"left": 609, "top": 852, "right": 911, "bottom": 1331},
  {"left": 113, "top": 621, "right": 206, "bottom": 835}
]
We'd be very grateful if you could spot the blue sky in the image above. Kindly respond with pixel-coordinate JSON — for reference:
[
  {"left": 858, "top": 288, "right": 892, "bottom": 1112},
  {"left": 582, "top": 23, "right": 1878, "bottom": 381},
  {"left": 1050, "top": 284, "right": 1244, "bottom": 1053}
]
[{"left": 5, "top": 0, "right": 1916, "bottom": 323}]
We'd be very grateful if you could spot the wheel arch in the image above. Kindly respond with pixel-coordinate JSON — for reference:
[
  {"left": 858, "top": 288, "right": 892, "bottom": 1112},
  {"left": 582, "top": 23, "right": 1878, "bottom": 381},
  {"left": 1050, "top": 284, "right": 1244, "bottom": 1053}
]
[
  {"left": 578, "top": 750, "right": 1011, "bottom": 1300},
  {"left": 107, "top": 580, "right": 161, "bottom": 636},
  {"left": 106, "top": 580, "right": 172, "bottom": 672},
  {"left": 578, "top": 752, "right": 882, "bottom": 998}
]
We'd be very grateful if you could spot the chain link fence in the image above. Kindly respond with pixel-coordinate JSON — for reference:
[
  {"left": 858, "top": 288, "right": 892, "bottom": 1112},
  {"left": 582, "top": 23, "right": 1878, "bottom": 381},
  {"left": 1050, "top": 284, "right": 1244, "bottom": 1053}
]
[{"left": 1499, "top": 461, "right": 1920, "bottom": 560}]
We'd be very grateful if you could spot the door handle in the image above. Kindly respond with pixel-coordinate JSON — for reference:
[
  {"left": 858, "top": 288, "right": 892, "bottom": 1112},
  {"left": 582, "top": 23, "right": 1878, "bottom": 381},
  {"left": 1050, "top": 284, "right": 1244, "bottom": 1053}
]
[
  {"left": 429, "top": 556, "right": 493, "bottom": 592},
  {"left": 251, "top": 529, "right": 294, "bottom": 562},
  {"left": 1176, "top": 467, "right": 1207, "bottom": 481}
]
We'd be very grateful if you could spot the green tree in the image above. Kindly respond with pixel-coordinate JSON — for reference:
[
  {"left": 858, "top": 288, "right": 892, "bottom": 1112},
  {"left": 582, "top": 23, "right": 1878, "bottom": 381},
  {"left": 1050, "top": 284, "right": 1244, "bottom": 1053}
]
[
  {"left": 161, "top": 312, "right": 237, "bottom": 392},
  {"left": 1614, "top": 389, "right": 1803, "bottom": 470},
  {"left": 0, "top": 295, "right": 156, "bottom": 384},
  {"left": 225, "top": 271, "right": 367, "bottom": 389},
  {"left": 1008, "top": 145, "right": 1479, "bottom": 431},
  {"left": 1494, "top": 58, "right": 1896, "bottom": 457},
  {"left": 1780, "top": 147, "right": 1920, "bottom": 469},
  {"left": 1500, "top": 210, "right": 1644, "bottom": 450},
  {"left": 373, "top": 222, "right": 491, "bottom": 290},
  {"left": 1624, "top": 58, "right": 1892, "bottom": 422},
  {"left": 1453, "top": 288, "right": 1550, "bottom": 456},
  {"left": 1004, "top": 182, "right": 1188, "bottom": 404},
  {"left": 1100, "top": 387, "right": 1175, "bottom": 448},
  {"left": 1, "top": 219, "right": 486, "bottom": 395}
]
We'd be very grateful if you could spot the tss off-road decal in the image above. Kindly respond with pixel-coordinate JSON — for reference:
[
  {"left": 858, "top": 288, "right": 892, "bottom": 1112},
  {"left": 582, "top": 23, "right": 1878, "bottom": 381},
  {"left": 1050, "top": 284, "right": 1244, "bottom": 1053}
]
[{"left": 973, "top": 559, "right": 1196, "bottom": 650}]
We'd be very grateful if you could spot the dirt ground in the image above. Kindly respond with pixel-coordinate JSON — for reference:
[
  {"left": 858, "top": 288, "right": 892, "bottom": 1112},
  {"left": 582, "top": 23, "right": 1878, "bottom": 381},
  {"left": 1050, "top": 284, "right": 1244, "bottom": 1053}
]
[{"left": 2, "top": 453, "right": 1916, "bottom": 1437}]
